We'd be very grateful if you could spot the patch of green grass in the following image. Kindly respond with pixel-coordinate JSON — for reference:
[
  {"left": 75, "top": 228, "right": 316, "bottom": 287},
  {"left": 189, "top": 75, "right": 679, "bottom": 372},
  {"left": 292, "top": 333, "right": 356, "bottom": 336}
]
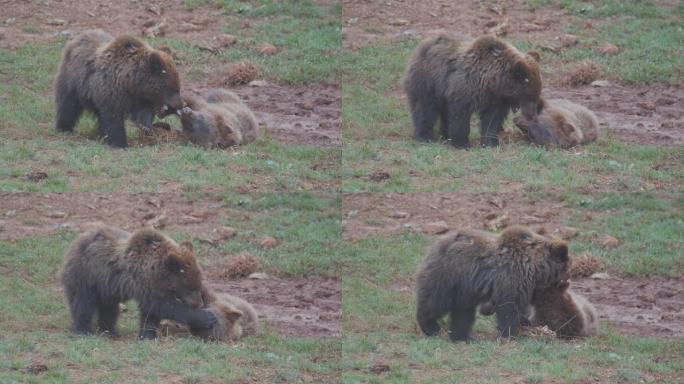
[
  {"left": 566, "top": 192, "right": 684, "bottom": 277},
  {"left": 526, "top": 0, "right": 684, "bottom": 84},
  {"left": 196, "top": 192, "right": 342, "bottom": 277},
  {"left": 0, "top": 138, "right": 339, "bottom": 192},
  {"left": 177, "top": 0, "right": 341, "bottom": 84},
  {"left": 340, "top": 235, "right": 684, "bottom": 383}
]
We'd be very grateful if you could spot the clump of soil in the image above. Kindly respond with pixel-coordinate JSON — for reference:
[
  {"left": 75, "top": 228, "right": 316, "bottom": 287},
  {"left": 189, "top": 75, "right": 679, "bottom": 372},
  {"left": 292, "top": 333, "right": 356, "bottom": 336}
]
[
  {"left": 561, "top": 60, "right": 601, "bottom": 86},
  {"left": 220, "top": 253, "right": 262, "bottom": 279},
  {"left": 226, "top": 60, "right": 261, "bottom": 85},
  {"left": 571, "top": 253, "right": 603, "bottom": 278}
]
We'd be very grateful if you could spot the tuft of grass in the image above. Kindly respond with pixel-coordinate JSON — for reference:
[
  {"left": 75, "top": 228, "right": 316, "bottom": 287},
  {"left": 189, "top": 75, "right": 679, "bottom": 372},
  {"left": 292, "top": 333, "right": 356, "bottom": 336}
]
[{"left": 526, "top": 0, "right": 684, "bottom": 84}]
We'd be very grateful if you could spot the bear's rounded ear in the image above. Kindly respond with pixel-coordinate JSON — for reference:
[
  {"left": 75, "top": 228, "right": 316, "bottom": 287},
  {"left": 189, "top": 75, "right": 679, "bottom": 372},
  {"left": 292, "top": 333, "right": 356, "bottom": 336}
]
[
  {"left": 549, "top": 240, "right": 569, "bottom": 263},
  {"left": 165, "top": 255, "right": 184, "bottom": 273},
  {"left": 527, "top": 50, "right": 541, "bottom": 62},
  {"left": 512, "top": 61, "right": 530, "bottom": 82},
  {"left": 224, "top": 308, "right": 243, "bottom": 323},
  {"left": 149, "top": 52, "right": 165, "bottom": 72},
  {"left": 180, "top": 241, "right": 194, "bottom": 253},
  {"left": 158, "top": 46, "right": 173, "bottom": 56},
  {"left": 560, "top": 122, "right": 578, "bottom": 136}
]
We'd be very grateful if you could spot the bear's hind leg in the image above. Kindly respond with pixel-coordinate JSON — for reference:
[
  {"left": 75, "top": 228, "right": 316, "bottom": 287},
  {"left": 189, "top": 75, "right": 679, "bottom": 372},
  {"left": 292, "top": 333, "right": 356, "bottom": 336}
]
[
  {"left": 69, "top": 289, "right": 97, "bottom": 335},
  {"left": 409, "top": 97, "right": 439, "bottom": 142},
  {"left": 138, "top": 311, "right": 161, "bottom": 340},
  {"left": 443, "top": 105, "right": 471, "bottom": 148},
  {"left": 97, "top": 300, "right": 120, "bottom": 337},
  {"left": 55, "top": 90, "right": 83, "bottom": 133},
  {"left": 479, "top": 104, "right": 509, "bottom": 147},
  {"left": 448, "top": 306, "right": 476, "bottom": 342},
  {"left": 96, "top": 109, "right": 127, "bottom": 148}
]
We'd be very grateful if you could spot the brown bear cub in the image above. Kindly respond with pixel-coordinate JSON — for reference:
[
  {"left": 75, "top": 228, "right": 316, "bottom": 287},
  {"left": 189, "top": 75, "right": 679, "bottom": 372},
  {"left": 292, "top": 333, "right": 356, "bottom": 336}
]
[
  {"left": 54, "top": 30, "right": 183, "bottom": 148},
  {"left": 514, "top": 98, "right": 600, "bottom": 149},
  {"left": 415, "top": 226, "right": 570, "bottom": 342},
  {"left": 187, "top": 286, "right": 259, "bottom": 342},
  {"left": 178, "top": 89, "right": 259, "bottom": 148},
  {"left": 529, "top": 280, "right": 598, "bottom": 338},
  {"left": 405, "top": 33, "right": 542, "bottom": 147},
  {"left": 61, "top": 225, "right": 216, "bottom": 339}
]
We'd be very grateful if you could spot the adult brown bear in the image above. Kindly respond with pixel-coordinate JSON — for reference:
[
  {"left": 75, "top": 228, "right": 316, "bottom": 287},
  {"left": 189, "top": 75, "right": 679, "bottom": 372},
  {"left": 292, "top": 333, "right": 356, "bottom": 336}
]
[
  {"left": 405, "top": 33, "right": 542, "bottom": 147},
  {"left": 61, "top": 225, "right": 216, "bottom": 339},
  {"left": 415, "top": 226, "right": 570, "bottom": 342},
  {"left": 54, "top": 30, "right": 183, "bottom": 147}
]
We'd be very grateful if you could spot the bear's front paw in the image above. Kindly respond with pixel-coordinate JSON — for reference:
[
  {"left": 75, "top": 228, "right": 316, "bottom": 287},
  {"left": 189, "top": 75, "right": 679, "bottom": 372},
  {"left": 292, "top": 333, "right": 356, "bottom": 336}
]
[{"left": 192, "top": 309, "right": 218, "bottom": 330}]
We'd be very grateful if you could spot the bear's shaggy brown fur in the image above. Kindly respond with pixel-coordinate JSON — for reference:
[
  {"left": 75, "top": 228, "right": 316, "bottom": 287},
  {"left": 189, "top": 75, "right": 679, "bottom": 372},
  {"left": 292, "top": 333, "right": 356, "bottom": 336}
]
[
  {"left": 415, "top": 226, "right": 570, "bottom": 342},
  {"left": 189, "top": 286, "right": 258, "bottom": 342},
  {"left": 514, "top": 98, "right": 599, "bottom": 149},
  {"left": 404, "top": 33, "right": 542, "bottom": 147},
  {"left": 54, "top": 30, "right": 183, "bottom": 148},
  {"left": 61, "top": 225, "right": 216, "bottom": 339},
  {"left": 178, "top": 89, "right": 258, "bottom": 148},
  {"left": 530, "top": 280, "right": 598, "bottom": 338}
]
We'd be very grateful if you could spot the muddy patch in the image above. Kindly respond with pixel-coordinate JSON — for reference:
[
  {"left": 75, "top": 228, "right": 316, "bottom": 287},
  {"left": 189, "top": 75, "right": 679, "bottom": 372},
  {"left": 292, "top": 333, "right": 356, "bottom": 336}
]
[
  {"left": 546, "top": 84, "right": 684, "bottom": 146},
  {"left": 234, "top": 84, "right": 341, "bottom": 147},
  {"left": 573, "top": 276, "right": 684, "bottom": 339},
  {"left": 342, "top": 192, "right": 571, "bottom": 242},
  {"left": 0, "top": 0, "right": 229, "bottom": 49},
  {"left": 207, "top": 277, "right": 341, "bottom": 338},
  {"left": 342, "top": 0, "right": 569, "bottom": 50},
  {"left": 0, "top": 192, "right": 233, "bottom": 242}
]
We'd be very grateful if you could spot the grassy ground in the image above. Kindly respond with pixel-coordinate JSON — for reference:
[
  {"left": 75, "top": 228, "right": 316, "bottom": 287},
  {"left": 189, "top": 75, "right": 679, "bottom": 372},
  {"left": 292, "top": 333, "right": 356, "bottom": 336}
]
[
  {"left": 0, "top": 0, "right": 341, "bottom": 194},
  {"left": 0, "top": 192, "right": 341, "bottom": 383},
  {"left": 339, "top": 1, "right": 684, "bottom": 383}
]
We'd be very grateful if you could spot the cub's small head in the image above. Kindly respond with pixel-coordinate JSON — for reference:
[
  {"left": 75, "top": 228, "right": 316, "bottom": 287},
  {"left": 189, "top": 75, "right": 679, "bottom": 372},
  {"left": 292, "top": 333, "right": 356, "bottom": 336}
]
[
  {"left": 129, "top": 229, "right": 204, "bottom": 308},
  {"left": 179, "top": 108, "right": 215, "bottom": 148},
  {"left": 110, "top": 35, "right": 182, "bottom": 117}
]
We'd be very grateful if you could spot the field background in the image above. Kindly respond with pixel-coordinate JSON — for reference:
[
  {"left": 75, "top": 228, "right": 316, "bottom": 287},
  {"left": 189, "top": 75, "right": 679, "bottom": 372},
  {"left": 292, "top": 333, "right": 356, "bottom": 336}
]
[{"left": 341, "top": 0, "right": 684, "bottom": 383}]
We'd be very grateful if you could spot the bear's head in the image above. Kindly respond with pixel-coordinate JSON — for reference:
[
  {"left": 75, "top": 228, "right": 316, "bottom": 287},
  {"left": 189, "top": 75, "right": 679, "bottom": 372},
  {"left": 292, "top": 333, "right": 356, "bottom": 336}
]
[
  {"left": 498, "top": 225, "right": 570, "bottom": 286},
  {"left": 128, "top": 229, "right": 204, "bottom": 308},
  {"left": 179, "top": 107, "right": 217, "bottom": 148},
  {"left": 471, "top": 36, "right": 542, "bottom": 119},
  {"left": 108, "top": 36, "right": 183, "bottom": 117},
  {"left": 515, "top": 99, "right": 582, "bottom": 148}
]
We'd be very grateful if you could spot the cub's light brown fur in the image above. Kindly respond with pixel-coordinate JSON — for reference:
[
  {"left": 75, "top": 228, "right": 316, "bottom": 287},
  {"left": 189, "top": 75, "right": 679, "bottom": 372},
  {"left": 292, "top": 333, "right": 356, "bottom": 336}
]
[
  {"left": 189, "top": 286, "right": 259, "bottom": 342},
  {"left": 179, "top": 89, "right": 258, "bottom": 148},
  {"left": 515, "top": 98, "right": 599, "bottom": 148}
]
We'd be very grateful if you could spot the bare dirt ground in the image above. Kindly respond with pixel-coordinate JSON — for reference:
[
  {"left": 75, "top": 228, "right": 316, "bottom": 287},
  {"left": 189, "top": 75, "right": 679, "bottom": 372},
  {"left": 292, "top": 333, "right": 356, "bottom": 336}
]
[
  {"left": 209, "top": 277, "right": 341, "bottom": 338},
  {"left": 342, "top": 0, "right": 684, "bottom": 146},
  {"left": 573, "top": 276, "right": 684, "bottom": 339},
  {"left": 1, "top": 0, "right": 340, "bottom": 147},
  {"left": 342, "top": 192, "right": 572, "bottom": 242},
  {"left": 0, "top": 192, "right": 236, "bottom": 241},
  {"left": 0, "top": 192, "right": 341, "bottom": 339},
  {"left": 342, "top": 192, "right": 684, "bottom": 339}
]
